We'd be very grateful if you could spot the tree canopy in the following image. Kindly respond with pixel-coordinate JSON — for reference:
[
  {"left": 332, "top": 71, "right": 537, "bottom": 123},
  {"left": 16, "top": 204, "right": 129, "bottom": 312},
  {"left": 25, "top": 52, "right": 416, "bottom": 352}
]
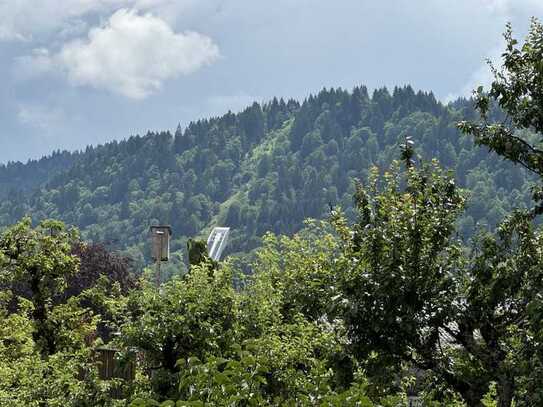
[{"left": 0, "top": 84, "right": 535, "bottom": 273}]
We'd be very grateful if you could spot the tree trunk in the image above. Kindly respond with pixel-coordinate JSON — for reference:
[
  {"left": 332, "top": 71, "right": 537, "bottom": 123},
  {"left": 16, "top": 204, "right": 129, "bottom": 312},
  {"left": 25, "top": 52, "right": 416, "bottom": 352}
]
[
  {"left": 30, "top": 267, "right": 56, "bottom": 356},
  {"left": 461, "top": 391, "right": 486, "bottom": 407},
  {"left": 162, "top": 337, "right": 178, "bottom": 372},
  {"left": 497, "top": 373, "right": 514, "bottom": 407},
  {"left": 438, "top": 367, "right": 486, "bottom": 407}
]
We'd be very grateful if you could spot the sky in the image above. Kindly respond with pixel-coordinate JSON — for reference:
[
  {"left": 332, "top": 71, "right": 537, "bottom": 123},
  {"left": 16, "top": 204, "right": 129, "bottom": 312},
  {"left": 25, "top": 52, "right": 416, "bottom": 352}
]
[{"left": 0, "top": 0, "right": 542, "bottom": 164}]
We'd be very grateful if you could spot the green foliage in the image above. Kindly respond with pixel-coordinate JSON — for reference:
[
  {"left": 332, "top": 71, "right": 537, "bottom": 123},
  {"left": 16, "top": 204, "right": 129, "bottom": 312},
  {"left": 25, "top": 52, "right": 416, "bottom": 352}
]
[
  {"left": 0, "top": 219, "right": 126, "bottom": 406},
  {"left": 186, "top": 238, "right": 217, "bottom": 271},
  {"left": 329, "top": 145, "right": 543, "bottom": 406},
  {"left": 0, "top": 218, "right": 80, "bottom": 355},
  {"left": 0, "top": 85, "right": 535, "bottom": 268},
  {"left": 126, "top": 227, "right": 391, "bottom": 406},
  {"left": 458, "top": 17, "right": 543, "bottom": 216},
  {"left": 455, "top": 18, "right": 543, "bottom": 406},
  {"left": 242, "top": 224, "right": 340, "bottom": 327},
  {"left": 330, "top": 157, "right": 472, "bottom": 397},
  {"left": 120, "top": 264, "right": 238, "bottom": 400}
]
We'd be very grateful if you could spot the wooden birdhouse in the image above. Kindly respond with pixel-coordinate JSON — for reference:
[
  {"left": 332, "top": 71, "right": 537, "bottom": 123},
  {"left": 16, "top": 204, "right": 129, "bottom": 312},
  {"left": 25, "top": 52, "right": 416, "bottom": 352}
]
[{"left": 150, "top": 225, "right": 172, "bottom": 262}]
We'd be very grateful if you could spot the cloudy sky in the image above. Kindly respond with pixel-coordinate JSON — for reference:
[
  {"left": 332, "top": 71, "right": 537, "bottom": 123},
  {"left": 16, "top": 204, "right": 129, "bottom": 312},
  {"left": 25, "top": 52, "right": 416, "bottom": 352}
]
[{"left": 0, "top": 0, "right": 542, "bottom": 163}]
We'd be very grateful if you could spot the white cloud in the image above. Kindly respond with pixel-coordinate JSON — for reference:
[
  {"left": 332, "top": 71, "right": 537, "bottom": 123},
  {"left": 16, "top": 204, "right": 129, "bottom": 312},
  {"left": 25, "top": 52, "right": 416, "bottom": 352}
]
[
  {"left": 0, "top": 0, "right": 117, "bottom": 41},
  {"left": 444, "top": 0, "right": 543, "bottom": 102},
  {"left": 14, "top": 48, "right": 56, "bottom": 80},
  {"left": 0, "top": 0, "right": 184, "bottom": 42},
  {"left": 24, "top": 9, "right": 219, "bottom": 99},
  {"left": 0, "top": 25, "right": 26, "bottom": 41},
  {"left": 482, "top": 0, "right": 543, "bottom": 14},
  {"left": 444, "top": 50, "right": 500, "bottom": 102}
]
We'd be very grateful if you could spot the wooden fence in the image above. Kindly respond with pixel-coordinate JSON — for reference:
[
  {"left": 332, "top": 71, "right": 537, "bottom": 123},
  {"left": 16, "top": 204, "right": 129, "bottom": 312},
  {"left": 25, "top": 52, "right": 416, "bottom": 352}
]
[{"left": 95, "top": 347, "right": 135, "bottom": 399}]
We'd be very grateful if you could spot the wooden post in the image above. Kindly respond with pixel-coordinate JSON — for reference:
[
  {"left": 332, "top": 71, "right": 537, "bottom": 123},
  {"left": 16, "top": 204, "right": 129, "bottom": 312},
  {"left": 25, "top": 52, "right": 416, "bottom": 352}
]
[
  {"left": 150, "top": 225, "right": 171, "bottom": 289},
  {"left": 95, "top": 347, "right": 136, "bottom": 398},
  {"left": 156, "top": 259, "right": 161, "bottom": 288}
]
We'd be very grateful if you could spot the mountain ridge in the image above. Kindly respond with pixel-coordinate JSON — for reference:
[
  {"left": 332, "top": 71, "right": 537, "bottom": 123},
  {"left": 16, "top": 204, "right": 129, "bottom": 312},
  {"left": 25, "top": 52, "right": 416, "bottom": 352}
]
[{"left": 0, "top": 85, "right": 534, "bottom": 274}]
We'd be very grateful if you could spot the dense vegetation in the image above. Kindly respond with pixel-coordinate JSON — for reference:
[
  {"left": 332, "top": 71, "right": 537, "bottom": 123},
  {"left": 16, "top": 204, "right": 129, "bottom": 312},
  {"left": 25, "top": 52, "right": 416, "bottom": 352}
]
[
  {"left": 0, "top": 77, "right": 535, "bottom": 275},
  {"left": 2, "top": 18, "right": 543, "bottom": 407}
]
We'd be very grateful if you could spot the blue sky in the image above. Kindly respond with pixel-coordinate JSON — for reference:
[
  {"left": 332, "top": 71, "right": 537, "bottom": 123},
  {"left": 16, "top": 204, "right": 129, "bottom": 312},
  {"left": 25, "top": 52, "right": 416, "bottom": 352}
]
[{"left": 0, "top": 0, "right": 541, "bottom": 163}]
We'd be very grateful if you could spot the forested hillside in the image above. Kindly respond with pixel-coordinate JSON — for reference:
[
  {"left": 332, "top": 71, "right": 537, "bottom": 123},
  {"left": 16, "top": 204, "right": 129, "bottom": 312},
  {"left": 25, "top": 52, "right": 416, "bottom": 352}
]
[
  {"left": 0, "top": 150, "right": 79, "bottom": 199},
  {"left": 0, "top": 86, "right": 534, "bottom": 271}
]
